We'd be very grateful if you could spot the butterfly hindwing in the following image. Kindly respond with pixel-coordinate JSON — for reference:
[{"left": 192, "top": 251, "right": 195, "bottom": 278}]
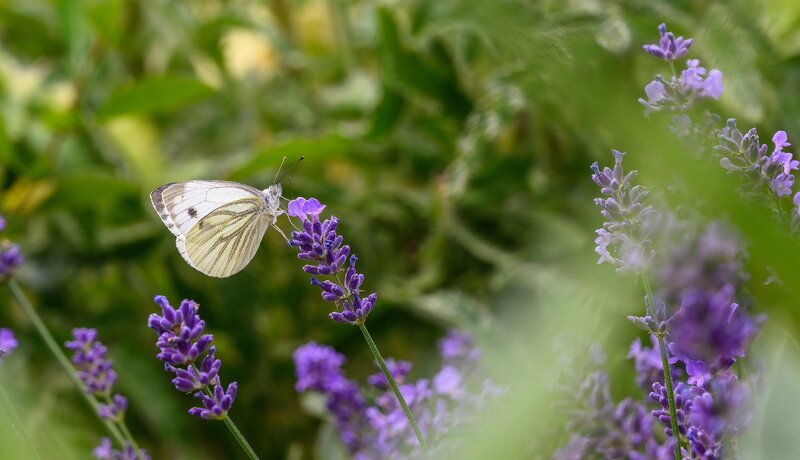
[
  {"left": 151, "top": 180, "right": 264, "bottom": 237},
  {"left": 177, "top": 197, "right": 270, "bottom": 278}
]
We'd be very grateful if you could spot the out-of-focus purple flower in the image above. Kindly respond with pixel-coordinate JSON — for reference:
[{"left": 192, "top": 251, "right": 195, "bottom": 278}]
[
  {"left": 591, "top": 150, "right": 656, "bottom": 273},
  {"left": 288, "top": 197, "right": 377, "bottom": 325},
  {"left": 716, "top": 119, "right": 799, "bottom": 202},
  {"left": 294, "top": 342, "right": 347, "bottom": 392},
  {"left": 439, "top": 330, "right": 480, "bottom": 368},
  {"left": 642, "top": 23, "right": 693, "bottom": 61},
  {"left": 294, "top": 330, "right": 488, "bottom": 458},
  {"left": 292, "top": 341, "right": 370, "bottom": 453},
  {"left": 65, "top": 328, "right": 118, "bottom": 396},
  {"left": 149, "top": 295, "right": 237, "bottom": 420},
  {"left": 97, "top": 394, "right": 128, "bottom": 421},
  {"left": 0, "top": 215, "right": 24, "bottom": 282},
  {"left": 0, "top": 328, "right": 18, "bottom": 359},
  {"left": 367, "top": 358, "right": 411, "bottom": 389},
  {"left": 92, "top": 438, "right": 151, "bottom": 460},
  {"left": 628, "top": 336, "right": 684, "bottom": 390},
  {"left": 667, "top": 285, "right": 763, "bottom": 375},
  {"left": 557, "top": 369, "right": 671, "bottom": 459}
]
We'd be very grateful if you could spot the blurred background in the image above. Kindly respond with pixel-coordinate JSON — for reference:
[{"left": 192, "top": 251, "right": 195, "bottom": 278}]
[{"left": 2, "top": 0, "right": 800, "bottom": 458}]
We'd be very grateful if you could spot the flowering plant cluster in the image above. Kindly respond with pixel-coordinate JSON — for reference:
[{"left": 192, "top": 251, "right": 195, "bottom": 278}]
[
  {"left": 567, "top": 23, "right": 770, "bottom": 460},
  {"left": 148, "top": 295, "right": 238, "bottom": 420},
  {"left": 293, "top": 330, "right": 488, "bottom": 458}
]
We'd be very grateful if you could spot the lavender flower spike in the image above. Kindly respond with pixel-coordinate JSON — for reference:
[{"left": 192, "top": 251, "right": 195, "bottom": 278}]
[
  {"left": 288, "top": 197, "right": 377, "bottom": 325},
  {"left": 591, "top": 150, "right": 655, "bottom": 273},
  {"left": 65, "top": 328, "right": 118, "bottom": 397},
  {"left": 643, "top": 23, "right": 693, "bottom": 61},
  {"left": 148, "top": 295, "right": 238, "bottom": 420},
  {"left": 0, "top": 327, "right": 18, "bottom": 360}
]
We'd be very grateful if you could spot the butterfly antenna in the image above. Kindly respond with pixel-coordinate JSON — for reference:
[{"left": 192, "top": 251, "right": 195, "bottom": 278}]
[
  {"left": 273, "top": 156, "right": 288, "bottom": 184},
  {"left": 279, "top": 156, "right": 305, "bottom": 184}
]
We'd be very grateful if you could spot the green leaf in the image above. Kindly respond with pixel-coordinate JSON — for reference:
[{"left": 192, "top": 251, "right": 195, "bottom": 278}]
[{"left": 97, "top": 76, "right": 215, "bottom": 119}]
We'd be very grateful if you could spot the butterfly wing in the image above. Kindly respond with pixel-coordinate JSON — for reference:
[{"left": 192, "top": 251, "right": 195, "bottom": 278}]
[
  {"left": 150, "top": 181, "right": 270, "bottom": 278},
  {"left": 178, "top": 197, "right": 270, "bottom": 278},
  {"left": 151, "top": 180, "right": 264, "bottom": 237}
]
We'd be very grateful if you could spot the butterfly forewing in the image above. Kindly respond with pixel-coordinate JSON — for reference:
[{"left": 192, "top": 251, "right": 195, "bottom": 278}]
[
  {"left": 151, "top": 180, "right": 264, "bottom": 237},
  {"left": 177, "top": 197, "right": 270, "bottom": 278}
]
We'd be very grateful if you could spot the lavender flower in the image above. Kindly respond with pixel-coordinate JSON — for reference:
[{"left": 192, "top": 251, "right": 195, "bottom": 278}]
[
  {"left": 0, "top": 327, "right": 18, "bottom": 359},
  {"left": 92, "top": 438, "right": 151, "bottom": 460},
  {"left": 0, "top": 215, "right": 24, "bottom": 282},
  {"left": 288, "top": 197, "right": 377, "bottom": 325},
  {"left": 293, "top": 342, "right": 370, "bottom": 453},
  {"left": 148, "top": 295, "right": 237, "bottom": 420},
  {"left": 97, "top": 394, "right": 128, "bottom": 422},
  {"left": 642, "top": 23, "right": 693, "bottom": 61},
  {"left": 65, "top": 328, "right": 118, "bottom": 397},
  {"left": 639, "top": 24, "right": 723, "bottom": 114},
  {"left": 294, "top": 330, "right": 486, "bottom": 458},
  {"left": 591, "top": 150, "right": 656, "bottom": 273},
  {"left": 715, "top": 119, "right": 799, "bottom": 204}
]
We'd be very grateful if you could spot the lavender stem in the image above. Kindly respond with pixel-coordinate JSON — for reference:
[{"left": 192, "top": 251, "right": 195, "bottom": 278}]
[
  {"left": 6, "top": 279, "right": 127, "bottom": 447},
  {"left": 0, "top": 382, "right": 41, "bottom": 458},
  {"left": 193, "top": 365, "right": 260, "bottom": 460},
  {"left": 641, "top": 275, "right": 681, "bottom": 460},
  {"left": 358, "top": 323, "right": 428, "bottom": 451}
]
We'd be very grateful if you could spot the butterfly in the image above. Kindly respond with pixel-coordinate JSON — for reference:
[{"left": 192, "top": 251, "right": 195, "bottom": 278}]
[{"left": 150, "top": 180, "right": 288, "bottom": 278}]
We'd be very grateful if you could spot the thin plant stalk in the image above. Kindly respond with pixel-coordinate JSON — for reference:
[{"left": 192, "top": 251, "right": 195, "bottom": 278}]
[
  {"left": 0, "top": 381, "right": 41, "bottom": 459},
  {"left": 641, "top": 275, "right": 682, "bottom": 460},
  {"left": 358, "top": 323, "right": 429, "bottom": 451},
  {"left": 101, "top": 394, "right": 143, "bottom": 458},
  {"left": 193, "top": 365, "right": 260, "bottom": 460},
  {"left": 6, "top": 279, "right": 127, "bottom": 447}
]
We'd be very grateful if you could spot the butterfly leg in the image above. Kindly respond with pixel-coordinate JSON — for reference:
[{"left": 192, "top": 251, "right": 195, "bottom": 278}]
[{"left": 272, "top": 223, "right": 290, "bottom": 244}]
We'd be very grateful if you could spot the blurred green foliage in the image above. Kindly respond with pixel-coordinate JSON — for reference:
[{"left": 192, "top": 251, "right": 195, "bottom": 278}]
[{"left": 2, "top": 0, "right": 800, "bottom": 458}]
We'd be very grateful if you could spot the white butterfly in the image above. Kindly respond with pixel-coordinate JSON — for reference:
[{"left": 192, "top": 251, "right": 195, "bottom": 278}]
[{"left": 150, "top": 180, "right": 287, "bottom": 278}]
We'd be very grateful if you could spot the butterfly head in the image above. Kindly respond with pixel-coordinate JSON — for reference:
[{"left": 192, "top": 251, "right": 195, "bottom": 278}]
[{"left": 263, "top": 184, "right": 283, "bottom": 215}]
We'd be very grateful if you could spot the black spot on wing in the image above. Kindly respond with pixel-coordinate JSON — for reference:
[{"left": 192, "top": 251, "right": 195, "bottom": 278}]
[{"left": 188, "top": 207, "right": 198, "bottom": 217}]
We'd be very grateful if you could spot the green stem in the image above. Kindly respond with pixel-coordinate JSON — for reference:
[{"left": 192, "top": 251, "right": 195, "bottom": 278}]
[
  {"left": 640, "top": 275, "right": 682, "bottom": 460},
  {"left": 102, "top": 394, "right": 143, "bottom": 459},
  {"left": 0, "top": 381, "right": 41, "bottom": 458},
  {"left": 194, "top": 367, "right": 260, "bottom": 460},
  {"left": 358, "top": 323, "right": 428, "bottom": 451},
  {"left": 6, "top": 280, "right": 127, "bottom": 448}
]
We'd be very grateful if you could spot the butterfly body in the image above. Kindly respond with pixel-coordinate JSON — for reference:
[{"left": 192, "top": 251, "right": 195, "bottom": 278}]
[{"left": 151, "top": 180, "right": 285, "bottom": 278}]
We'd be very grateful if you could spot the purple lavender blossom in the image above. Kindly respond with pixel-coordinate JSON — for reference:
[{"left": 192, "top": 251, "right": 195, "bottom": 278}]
[
  {"left": 293, "top": 341, "right": 348, "bottom": 392},
  {"left": 557, "top": 370, "right": 672, "bottom": 459},
  {"left": 92, "top": 438, "right": 151, "bottom": 460},
  {"left": 97, "top": 394, "right": 128, "bottom": 421},
  {"left": 287, "top": 197, "right": 377, "bottom": 325},
  {"left": 293, "top": 342, "right": 370, "bottom": 453},
  {"left": 639, "top": 24, "right": 723, "bottom": 115},
  {"left": 294, "top": 330, "right": 486, "bottom": 458},
  {"left": 642, "top": 23, "right": 693, "bottom": 61},
  {"left": 716, "top": 119, "right": 799, "bottom": 203},
  {"left": 0, "top": 327, "right": 18, "bottom": 359},
  {"left": 0, "top": 215, "right": 24, "bottom": 282},
  {"left": 591, "top": 150, "right": 656, "bottom": 273},
  {"left": 65, "top": 328, "right": 118, "bottom": 396},
  {"left": 148, "top": 295, "right": 237, "bottom": 420},
  {"left": 367, "top": 358, "right": 412, "bottom": 390}
]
